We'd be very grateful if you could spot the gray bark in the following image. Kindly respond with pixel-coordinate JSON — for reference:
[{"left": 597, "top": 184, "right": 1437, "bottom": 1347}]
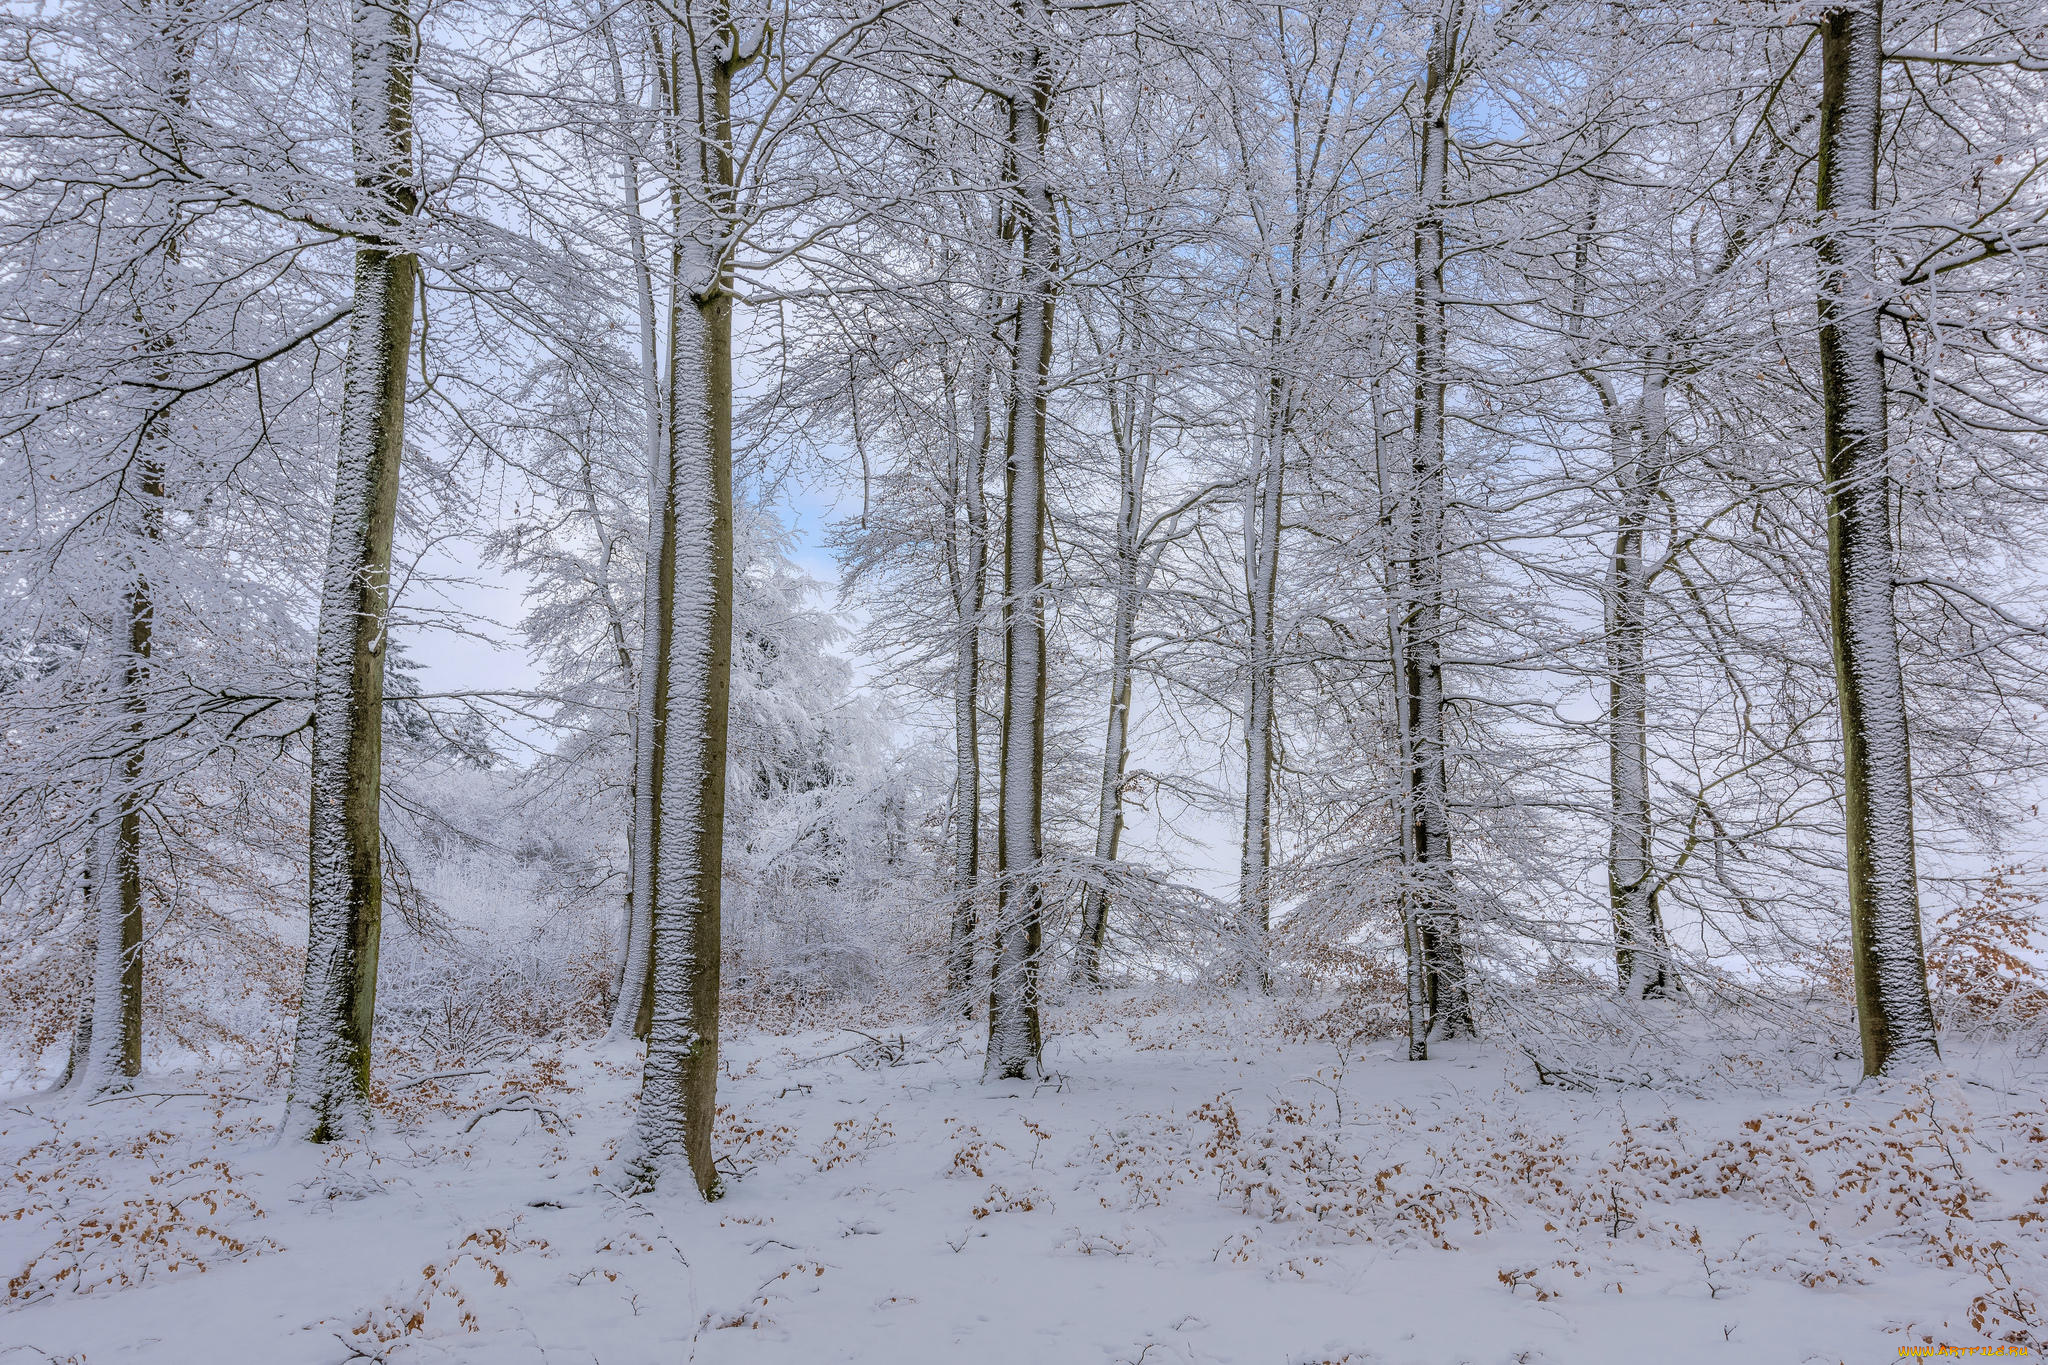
[
  {"left": 1237, "top": 354, "right": 1284, "bottom": 992},
  {"left": 1604, "top": 371, "right": 1680, "bottom": 1000},
  {"left": 944, "top": 301, "right": 996, "bottom": 1012},
  {"left": 1071, "top": 360, "right": 1155, "bottom": 987},
  {"left": 1397, "top": 2, "right": 1474, "bottom": 1053},
  {"left": 1375, "top": 374, "right": 1431, "bottom": 1059},
  {"left": 604, "top": 15, "right": 666, "bottom": 1041},
  {"left": 1815, "top": 0, "right": 1939, "bottom": 1076},
  {"left": 986, "top": 0, "right": 1055, "bottom": 1080},
  {"left": 69, "top": 0, "right": 197, "bottom": 1097}
]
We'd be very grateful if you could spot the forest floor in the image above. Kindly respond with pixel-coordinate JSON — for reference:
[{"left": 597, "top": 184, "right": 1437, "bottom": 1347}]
[{"left": 3, "top": 993, "right": 2043, "bottom": 1365}]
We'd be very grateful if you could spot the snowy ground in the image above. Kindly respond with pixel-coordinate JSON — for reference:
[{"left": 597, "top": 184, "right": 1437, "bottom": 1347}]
[{"left": 4, "top": 996, "right": 2042, "bottom": 1364}]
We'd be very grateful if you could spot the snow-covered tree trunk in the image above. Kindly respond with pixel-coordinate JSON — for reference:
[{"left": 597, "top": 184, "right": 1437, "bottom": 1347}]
[
  {"left": 1399, "top": 2, "right": 1474, "bottom": 1048},
  {"left": 621, "top": 409, "right": 672, "bottom": 1043},
  {"left": 944, "top": 314, "right": 995, "bottom": 1012},
  {"left": 1378, "top": 379, "right": 1431, "bottom": 1061},
  {"left": 78, "top": 757, "right": 144, "bottom": 1092},
  {"left": 1237, "top": 358, "right": 1284, "bottom": 993},
  {"left": 945, "top": 554, "right": 983, "bottom": 1009},
  {"left": 986, "top": 1, "right": 1055, "bottom": 1081},
  {"left": 69, "top": 0, "right": 198, "bottom": 1097},
  {"left": 583, "top": 441, "right": 641, "bottom": 1026},
  {"left": 627, "top": 0, "right": 739, "bottom": 1194},
  {"left": 283, "top": 0, "right": 416, "bottom": 1142},
  {"left": 607, "top": 17, "right": 666, "bottom": 1039},
  {"left": 1814, "top": 0, "right": 1938, "bottom": 1077},
  {"left": 78, "top": 452, "right": 162, "bottom": 1094},
  {"left": 1072, "top": 341, "right": 1155, "bottom": 987},
  {"left": 1606, "top": 372, "right": 1679, "bottom": 1000},
  {"left": 57, "top": 862, "right": 96, "bottom": 1091},
  {"left": 1073, "top": 331, "right": 1155, "bottom": 986}
]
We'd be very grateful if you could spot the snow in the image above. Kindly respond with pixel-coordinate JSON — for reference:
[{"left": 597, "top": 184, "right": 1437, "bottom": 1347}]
[{"left": 6, "top": 996, "right": 2035, "bottom": 1363}]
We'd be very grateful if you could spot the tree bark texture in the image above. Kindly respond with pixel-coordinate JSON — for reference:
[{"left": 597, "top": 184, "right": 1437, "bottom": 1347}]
[
  {"left": 284, "top": 0, "right": 416, "bottom": 1142},
  {"left": 1815, "top": 0, "right": 1939, "bottom": 1077},
  {"left": 628, "top": 0, "right": 736, "bottom": 1195},
  {"left": 1399, "top": 2, "right": 1474, "bottom": 1051},
  {"left": 70, "top": 0, "right": 199, "bottom": 1096},
  {"left": 944, "top": 303, "right": 996, "bottom": 1012},
  {"left": 605, "top": 17, "right": 666, "bottom": 1039},
  {"left": 1606, "top": 374, "right": 1680, "bottom": 1000},
  {"left": 1072, "top": 298, "right": 1157, "bottom": 986},
  {"left": 986, "top": 0, "right": 1055, "bottom": 1080},
  {"left": 1237, "top": 357, "right": 1284, "bottom": 993}
]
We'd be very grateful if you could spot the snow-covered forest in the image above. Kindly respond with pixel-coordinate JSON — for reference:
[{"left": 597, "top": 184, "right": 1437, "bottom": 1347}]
[{"left": 3, "top": 0, "right": 2047, "bottom": 1357}]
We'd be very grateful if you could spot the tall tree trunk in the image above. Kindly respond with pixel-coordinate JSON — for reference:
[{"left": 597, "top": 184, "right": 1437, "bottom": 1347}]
[
  {"left": 944, "top": 309, "right": 995, "bottom": 1013},
  {"left": 1072, "top": 339, "right": 1154, "bottom": 986},
  {"left": 627, "top": 0, "right": 736, "bottom": 1195},
  {"left": 986, "top": 0, "right": 1055, "bottom": 1080},
  {"left": 70, "top": 0, "right": 196, "bottom": 1096},
  {"left": 1237, "top": 354, "right": 1284, "bottom": 992},
  {"left": 1606, "top": 373, "right": 1680, "bottom": 1000},
  {"left": 56, "top": 861, "right": 94, "bottom": 1091},
  {"left": 1815, "top": 0, "right": 1938, "bottom": 1077},
  {"left": 1399, "top": 1, "right": 1474, "bottom": 1051},
  {"left": 581, "top": 446, "right": 640, "bottom": 1022},
  {"left": 285, "top": 0, "right": 417, "bottom": 1142},
  {"left": 76, "top": 310, "right": 164, "bottom": 1100},
  {"left": 1374, "top": 378, "right": 1431, "bottom": 1061},
  {"left": 605, "top": 16, "right": 665, "bottom": 1040},
  {"left": 82, "top": 459, "right": 158, "bottom": 1092},
  {"left": 945, "top": 555, "right": 982, "bottom": 1010}
]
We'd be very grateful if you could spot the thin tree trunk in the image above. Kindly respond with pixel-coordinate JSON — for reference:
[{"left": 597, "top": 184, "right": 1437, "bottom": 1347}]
[
  {"left": 944, "top": 307, "right": 995, "bottom": 1012},
  {"left": 1605, "top": 373, "right": 1680, "bottom": 1000},
  {"left": 1237, "top": 353, "right": 1284, "bottom": 992},
  {"left": 628, "top": 0, "right": 736, "bottom": 1195},
  {"left": 986, "top": 0, "right": 1055, "bottom": 1080},
  {"left": 604, "top": 15, "right": 666, "bottom": 1040},
  {"left": 70, "top": 0, "right": 197, "bottom": 1097},
  {"left": 55, "top": 861, "right": 94, "bottom": 1091},
  {"left": 581, "top": 449, "right": 640, "bottom": 1021},
  {"left": 284, "top": 0, "right": 416, "bottom": 1142},
  {"left": 1374, "top": 376, "right": 1432, "bottom": 1060},
  {"left": 945, "top": 563, "right": 982, "bottom": 1010},
  {"left": 76, "top": 324, "right": 163, "bottom": 1099},
  {"left": 1071, "top": 345, "right": 1153, "bottom": 986},
  {"left": 1401, "top": 2, "right": 1474, "bottom": 1048},
  {"left": 1815, "top": 0, "right": 1938, "bottom": 1077}
]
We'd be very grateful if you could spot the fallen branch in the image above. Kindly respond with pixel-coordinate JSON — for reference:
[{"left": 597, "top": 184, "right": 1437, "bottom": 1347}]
[
  {"left": 84, "top": 1090, "right": 265, "bottom": 1107},
  {"left": 395, "top": 1068, "right": 493, "bottom": 1090},
  {"left": 463, "top": 1092, "right": 571, "bottom": 1133}
]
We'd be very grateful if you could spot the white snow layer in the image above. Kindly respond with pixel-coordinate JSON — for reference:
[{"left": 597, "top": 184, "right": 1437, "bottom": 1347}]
[{"left": 4, "top": 998, "right": 2040, "bottom": 1363}]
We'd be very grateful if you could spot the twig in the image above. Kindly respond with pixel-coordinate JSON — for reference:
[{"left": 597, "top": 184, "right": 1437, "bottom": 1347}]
[{"left": 331, "top": 1331, "right": 389, "bottom": 1362}]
